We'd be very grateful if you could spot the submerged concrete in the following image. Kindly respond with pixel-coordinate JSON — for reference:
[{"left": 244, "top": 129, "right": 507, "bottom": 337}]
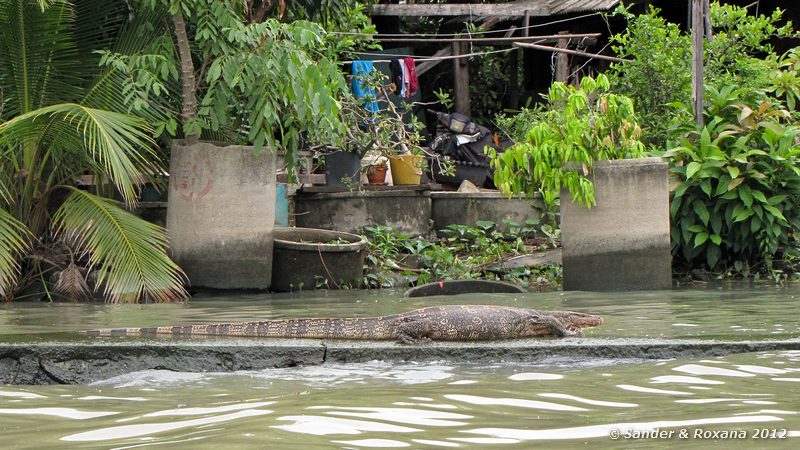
[{"left": 2, "top": 338, "right": 800, "bottom": 385}]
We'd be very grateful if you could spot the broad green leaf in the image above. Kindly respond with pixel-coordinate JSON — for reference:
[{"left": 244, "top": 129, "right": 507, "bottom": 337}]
[
  {"left": 694, "top": 232, "right": 709, "bottom": 247},
  {"left": 686, "top": 161, "right": 702, "bottom": 179},
  {"left": 693, "top": 201, "right": 710, "bottom": 226},
  {"left": 727, "top": 177, "right": 744, "bottom": 191},
  {"left": 738, "top": 185, "right": 753, "bottom": 208}
]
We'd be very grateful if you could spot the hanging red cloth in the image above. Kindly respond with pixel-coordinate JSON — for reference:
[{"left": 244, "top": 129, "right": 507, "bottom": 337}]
[{"left": 402, "top": 57, "right": 418, "bottom": 99}]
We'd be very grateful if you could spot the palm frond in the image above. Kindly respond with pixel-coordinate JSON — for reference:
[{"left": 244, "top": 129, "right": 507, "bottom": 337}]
[
  {"left": 53, "top": 188, "right": 188, "bottom": 303},
  {"left": 0, "top": 103, "right": 162, "bottom": 206},
  {"left": 0, "top": 0, "right": 83, "bottom": 119},
  {"left": 0, "top": 207, "right": 31, "bottom": 298},
  {"left": 53, "top": 261, "right": 91, "bottom": 301}
]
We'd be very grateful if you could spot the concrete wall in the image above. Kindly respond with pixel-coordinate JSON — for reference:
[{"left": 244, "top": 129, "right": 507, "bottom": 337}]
[
  {"left": 560, "top": 157, "right": 672, "bottom": 291},
  {"left": 430, "top": 192, "right": 544, "bottom": 231},
  {"left": 166, "top": 141, "right": 276, "bottom": 290},
  {"left": 295, "top": 189, "right": 431, "bottom": 236}
]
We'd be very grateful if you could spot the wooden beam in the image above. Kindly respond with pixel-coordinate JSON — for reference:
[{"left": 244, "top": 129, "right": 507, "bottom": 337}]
[
  {"left": 372, "top": 1, "right": 550, "bottom": 17},
  {"left": 513, "top": 42, "right": 630, "bottom": 63},
  {"left": 376, "top": 33, "right": 601, "bottom": 44},
  {"left": 415, "top": 47, "right": 452, "bottom": 77}
]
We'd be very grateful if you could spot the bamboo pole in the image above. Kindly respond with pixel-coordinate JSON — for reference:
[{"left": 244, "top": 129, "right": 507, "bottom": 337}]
[{"left": 513, "top": 42, "right": 630, "bottom": 63}]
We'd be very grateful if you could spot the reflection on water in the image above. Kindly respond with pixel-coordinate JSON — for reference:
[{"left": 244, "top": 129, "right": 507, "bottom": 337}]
[{"left": 1, "top": 352, "right": 799, "bottom": 448}]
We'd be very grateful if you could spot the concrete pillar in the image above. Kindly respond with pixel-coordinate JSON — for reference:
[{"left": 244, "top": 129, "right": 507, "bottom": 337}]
[
  {"left": 167, "top": 141, "right": 276, "bottom": 289},
  {"left": 560, "top": 157, "right": 671, "bottom": 291}
]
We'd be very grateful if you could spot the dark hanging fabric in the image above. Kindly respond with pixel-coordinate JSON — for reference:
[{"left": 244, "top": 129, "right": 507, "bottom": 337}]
[
  {"left": 390, "top": 59, "right": 404, "bottom": 95},
  {"left": 402, "top": 57, "right": 418, "bottom": 99}
]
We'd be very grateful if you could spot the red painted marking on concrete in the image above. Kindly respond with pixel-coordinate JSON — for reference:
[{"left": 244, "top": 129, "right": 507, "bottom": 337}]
[{"left": 173, "top": 156, "right": 215, "bottom": 201}]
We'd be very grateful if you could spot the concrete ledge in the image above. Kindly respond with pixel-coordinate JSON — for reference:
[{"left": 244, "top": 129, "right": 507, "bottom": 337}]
[
  {"left": 3, "top": 338, "right": 800, "bottom": 385},
  {"left": 430, "top": 191, "right": 543, "bottom": 232},
  {"left": 295, "top": 189, "right": 431, "bottom": 235}
]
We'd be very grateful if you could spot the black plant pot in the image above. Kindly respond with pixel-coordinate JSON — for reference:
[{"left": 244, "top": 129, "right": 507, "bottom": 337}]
[{"left": 325, "top": 151, "right": 361, "bottom": 187}]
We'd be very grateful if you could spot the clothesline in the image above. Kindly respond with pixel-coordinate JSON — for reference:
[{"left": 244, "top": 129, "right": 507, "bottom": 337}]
[
  {"left": 340, "top": 46, "right": 523, "bottom": 65},
  {"left": 327, "top": 11, "right": 603, "bottom": 38}
]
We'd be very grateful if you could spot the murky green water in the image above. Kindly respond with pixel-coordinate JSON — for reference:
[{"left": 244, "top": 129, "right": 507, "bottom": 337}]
[
  {"left": 0, "top": 352, "right": 799, "bottom": 448},
  {"left": 1, "top": 285, "right": 799, "bottom": 342},
  {"left": 1, "top": 286, "right": 800, "bottom": 448}
]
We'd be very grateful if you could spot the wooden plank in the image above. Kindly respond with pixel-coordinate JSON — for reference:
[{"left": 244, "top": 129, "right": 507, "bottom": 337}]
[
  {"left": 416, "top": 47, "right": 452, "bottom": 77},
  {"left": 372, "top": 1, "right": 550, "bottom": 17},
  {"left": 513, "top": 42, "right": 630, "bottom": 63}
]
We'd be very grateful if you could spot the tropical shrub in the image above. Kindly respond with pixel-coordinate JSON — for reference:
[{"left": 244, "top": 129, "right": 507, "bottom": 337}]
[
  {"left": 0, "top": 0, "right": 187, "bottom": 302},
  {"left": 106, "top": 0, "right": 375, "bottom": 171},
  {"left": 489, "top": 74, "right": 646, "bottom": 209},
  {"left": 608, "top": 2, "right": 799, "bottom": 148},
  {"left": 663, "top": 86, "right": 800, "bottom": 271}
]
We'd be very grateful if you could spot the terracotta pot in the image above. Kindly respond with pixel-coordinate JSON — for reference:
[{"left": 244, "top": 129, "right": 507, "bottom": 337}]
[{"left": 366, "top": 164, "right": 387, "bottom": 185}]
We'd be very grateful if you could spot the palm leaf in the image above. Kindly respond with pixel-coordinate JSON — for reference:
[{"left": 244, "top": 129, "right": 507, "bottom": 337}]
[
  {"left": 0, "top": 207, "right": 31, "bottom": 298},
  {"left": 53, "top": 261, "right": 91, "bottom": 301},
  {"left": 0, "top": 102, "right": 162, "bottom": 206},
  {"left": 53, "top": 187, "right": 188, "bottom": 303},
  {"left": 0, "top": 0, "right": 83, "bottom": 119}
]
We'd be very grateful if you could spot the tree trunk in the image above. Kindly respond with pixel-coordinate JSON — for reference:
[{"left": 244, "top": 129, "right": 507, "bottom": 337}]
[{"left": 172, "top": 8, "right": 198, "bottom": 144}]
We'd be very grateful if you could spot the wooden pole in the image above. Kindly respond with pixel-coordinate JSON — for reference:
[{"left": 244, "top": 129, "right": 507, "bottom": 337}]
[
  {"left": 513, "top": 42, "right": 631, "bottom": 63},
  {"left": 453, "top": 42, "right": 471, "bottom": 115},
  {"left": 691, "top": 0, "right": 704, "bottom": 126},
  {"left": 555, "top": 31, "right": 570, "bottom": 84}
]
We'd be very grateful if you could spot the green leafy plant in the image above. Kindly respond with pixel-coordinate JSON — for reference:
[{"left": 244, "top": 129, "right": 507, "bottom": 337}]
[
  {"left": 489, "top": 74, "right": 646, "bottom": 209},
  {"left": 0, "top": 0, "right": 187, "bottom": 302},
  {"left": 608, "top": 2, "right": 799, "bottom": 148},
  {"left": 361, "top": 223, "right": 559, "bottom": 289},
  {"left": 107, "top": 1, "right": 376, "bottom": 172},
  {"left": 663, "top": 85, "right": 800, "bottom": 271}
]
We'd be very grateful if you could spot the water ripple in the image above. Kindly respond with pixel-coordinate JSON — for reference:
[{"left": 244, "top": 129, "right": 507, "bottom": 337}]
[
  {"left": 444, "top": 394, "right": 588, "bottom": 411},
  {"left": 0, "top": 407, "right": 117, "bottom": 420},
  {"left": 272, "top": 415, "right": 420, "bottom": 436},
  {"left": 61, "top": 409, "right": 272, "bottom": 442},
  {"left": 673, "top": 364, "right": 755, "bottom": 377}
]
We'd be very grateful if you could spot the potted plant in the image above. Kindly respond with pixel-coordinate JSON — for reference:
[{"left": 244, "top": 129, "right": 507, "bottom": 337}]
[
  {"left": 364, "top": 156, "right": 389, "bottom": 185},
  {"left": 333, "top": 70, "right": 431, "bottom": 187},
  {"left": 107, "top": 2, "right": 374, "bottom": 288}
]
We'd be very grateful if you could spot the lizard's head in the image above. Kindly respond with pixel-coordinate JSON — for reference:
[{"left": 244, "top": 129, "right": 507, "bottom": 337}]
[{"left": 551, "top": 311, "right": 604, "bottom": 331}]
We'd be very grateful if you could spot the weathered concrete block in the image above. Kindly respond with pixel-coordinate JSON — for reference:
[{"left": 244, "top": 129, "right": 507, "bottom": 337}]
[
  {"left": 167, "top": 141, "right": 276, "bottom": 290},
  {"left": 430, "top": 191, "right": 544, "bottom": 231},
  {"left": 561, "top": 157, "right": 671, "bottom": 291},
  {"left": 295, "top": 189, "right": 431, "bottom": 236}
]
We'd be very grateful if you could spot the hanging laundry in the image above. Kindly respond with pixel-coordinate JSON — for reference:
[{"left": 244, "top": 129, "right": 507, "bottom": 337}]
[
  {"left": 399, "top": 60, "right": 408, "bottom": 98},
  {"left": 390, "top": 59, "right": 404, "bottom": 95},
  {"left": 402, "top": 58, "right": 418, "bottom": 99},
  {"left": 351, "top": 60, "right": 379, "bottom": 112}
]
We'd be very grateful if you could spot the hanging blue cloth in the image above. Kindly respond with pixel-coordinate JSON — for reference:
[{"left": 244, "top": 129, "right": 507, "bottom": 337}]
[{"left": 351, "top": 60, "right": 380, "bottom": 113}]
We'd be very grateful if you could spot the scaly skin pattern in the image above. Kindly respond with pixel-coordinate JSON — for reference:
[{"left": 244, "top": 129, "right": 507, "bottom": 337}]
[{"left": 83, "top": 305, "right": 603, "bottom": 344}]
